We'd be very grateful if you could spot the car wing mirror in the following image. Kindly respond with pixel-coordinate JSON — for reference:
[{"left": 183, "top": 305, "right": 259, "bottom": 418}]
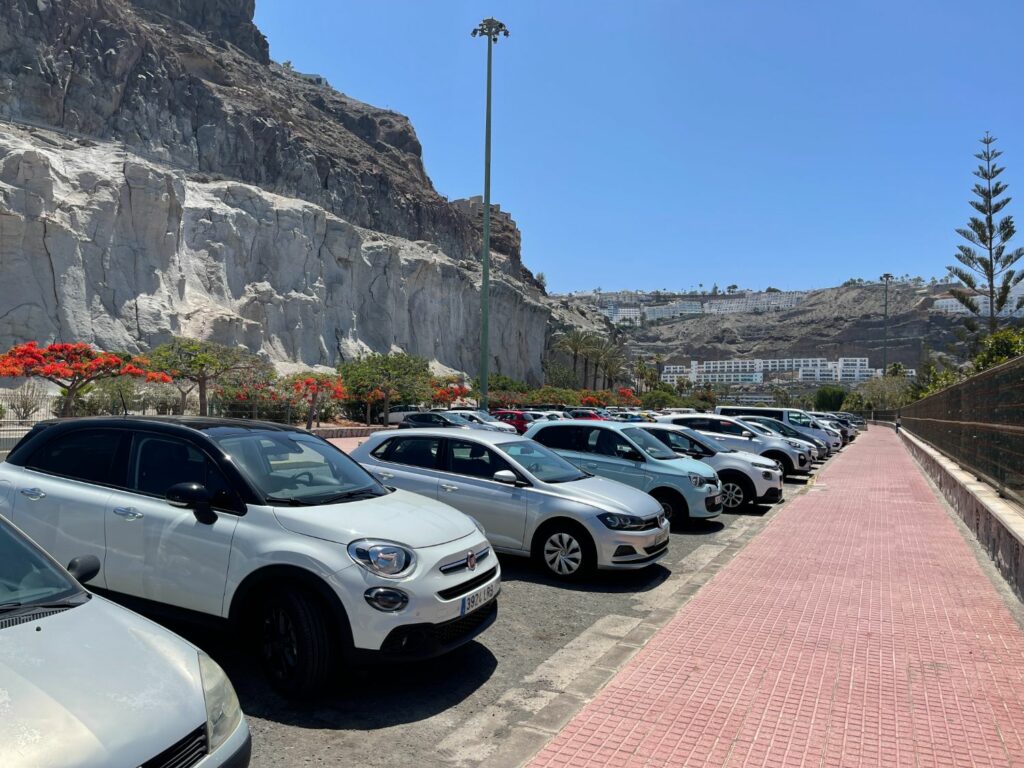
[
  {"left": 167, "top": 482, "right": 218, "bottom": 525},
  {"left": 493, "top": 470, "right": 519, "bottom": 485},
  {"left": 741, "top": 431, "right": 754, "bottom": 438},
  {"left": 66, "top": 554, "right": 101, "bottom": 585}
]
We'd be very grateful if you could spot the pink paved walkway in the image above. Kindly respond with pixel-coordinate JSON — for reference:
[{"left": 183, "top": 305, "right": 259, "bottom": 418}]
[{"left": 529, "top": 429, "right": 1024, "bottom": 768}]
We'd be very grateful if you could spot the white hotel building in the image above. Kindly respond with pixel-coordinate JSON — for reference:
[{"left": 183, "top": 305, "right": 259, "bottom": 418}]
[{"left": 661, "top": 357, "right": 912, "bottom": 386}]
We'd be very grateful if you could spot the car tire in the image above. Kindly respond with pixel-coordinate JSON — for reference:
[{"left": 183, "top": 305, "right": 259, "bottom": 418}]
[
  {"left": 763, "top": 452, "right": 794, "bottom": 477},
  {"left": 533, "top": 521, "right": 596, "bottom": 580},
  {"left": 719, "top": 471, "right": 754, "bottom": 510},
  {"left": 651, "top": 487, "right": 689, "bottom": 523},
  {"left": 259, "top": 588, "right": 335, "bottom": 698}
]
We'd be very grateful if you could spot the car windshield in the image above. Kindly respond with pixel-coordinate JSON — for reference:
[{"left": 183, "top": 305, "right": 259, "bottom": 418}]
[
  {"left": 743, "top": 421, "right": 775, "bottom": 437},
  {"left": 445, "top": 413, "right": 472, "bottom": 425},
  {"left": 469, "top": 411, "right": 499, "bottom": 422},
  {"left": 210, "top": 430, "right": 386, "bottom": 505},
  {"left": 497, "top": 440, "right": 587, "bottom": 483},
  {"left": 622, "top": 428, "right": 678, "bottom": 460},
  {"left": 758, "top": 419, "right": 798, "bottom": 438},
  {"left": 0, "top": 522, "right": 81, "bottom": 613}
]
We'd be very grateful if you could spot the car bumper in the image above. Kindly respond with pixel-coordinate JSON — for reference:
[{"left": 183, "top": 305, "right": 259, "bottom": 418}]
[
  {"left": 757, "top": 487, "right": 784, "bottom": 504},
  {"left": 595, "top": 520, "right": 671, "bottom": 569},
  {"left": 752, "top": 470, "right": 784, "bottom": 500},
  {"left": 200, "top": 717, "right": 251, "bottom": 768},
  {"left": 331, "top": 532, "right": 501, "bottom": 654}
]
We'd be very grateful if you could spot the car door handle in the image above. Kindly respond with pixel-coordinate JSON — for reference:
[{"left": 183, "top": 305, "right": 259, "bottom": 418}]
[
  {"left": 377, "top": 470, "right": 395, "bottom": 480},
  {"left": 19, "top": 487, "right": 46, "bottom": 501},
  {"left": 440, "top": 483, "right": 459, "bottom": 492},
  {"left": 585, "top": 463, "right": 598, "bottom": 469},
  {"left": 113, "top": 506, "right": 144, "bottom": 521}
]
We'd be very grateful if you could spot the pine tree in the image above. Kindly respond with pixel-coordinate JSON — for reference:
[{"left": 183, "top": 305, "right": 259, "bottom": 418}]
[{"left": 948, "top": 133, "right": 1024, "bottom": 334}]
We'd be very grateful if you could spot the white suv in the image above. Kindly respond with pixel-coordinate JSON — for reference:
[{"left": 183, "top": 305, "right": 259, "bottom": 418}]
[{"left": 0, "top": 417, "right": 500, "bottom": 696}]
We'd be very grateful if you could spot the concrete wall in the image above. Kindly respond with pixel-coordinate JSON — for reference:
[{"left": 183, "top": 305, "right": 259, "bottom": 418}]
[{"left": 898, "top": 425, "right": 1024, "bottom": 601}]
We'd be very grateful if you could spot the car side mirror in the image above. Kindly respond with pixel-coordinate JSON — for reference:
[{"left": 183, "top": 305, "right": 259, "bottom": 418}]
[
  {"left": 493, "top": 470, "right": 518, "bottom": 485},
  {"left": 167, "top": 482, "right": 218, "bottom": 525},
  {"left": 620, "top": 449, "right": 644, "bottom": 462},
  {"left": 66, "top": 554, "right": 101, "bottom": 585},
  {"left": 741, "top": 431, "right": 754, "bottom": 438}
]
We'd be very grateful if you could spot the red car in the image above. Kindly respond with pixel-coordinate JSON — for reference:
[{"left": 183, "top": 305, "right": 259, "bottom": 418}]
[
  {"left": 490, "top": 409, "right": 537, "bottom": 434},
  {"left": 566, "top": 408, "right": 605, "bottom": 420}
]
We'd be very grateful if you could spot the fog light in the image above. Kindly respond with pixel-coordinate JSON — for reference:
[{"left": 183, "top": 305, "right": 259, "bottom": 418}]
[
  {"left": 762, "top": 471, "right": 773, "bottom": 480},
  {"left": 364, "top": 587, "right": 409, "bottom": 612},
  {"left": 613, "top": 545, "right": 637, "bottom": 557}
]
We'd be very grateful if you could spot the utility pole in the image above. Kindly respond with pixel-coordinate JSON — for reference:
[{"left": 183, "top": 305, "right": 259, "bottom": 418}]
[
  {"left": 880, "top": 273, "right": 894, "bottom": 373},
  {"left": 471, "top": 18, "right": 509, "bottom": 411}
]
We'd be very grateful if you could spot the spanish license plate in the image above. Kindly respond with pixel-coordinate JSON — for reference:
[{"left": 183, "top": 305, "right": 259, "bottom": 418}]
[
  {"left": 460, "top": 578, "right": 499, "bottom": 616},
  {"left": 712, "top": 494, "right": 723, "bottom": 506},
  {"left": 655, "top": 529, "right": 669, "bottom": 546}
]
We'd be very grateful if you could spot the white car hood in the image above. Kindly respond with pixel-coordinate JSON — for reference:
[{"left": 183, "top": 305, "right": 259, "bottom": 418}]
[
  {"left": 729, "top": 450, "right": 778, "bottom": 468},
  {"left": 547, "top": 476, "right": 663, "bottom": 517},
  {"left": 273, "top": 488, "right": 477, "bottom": 549},
  {"left": 0, "top": 597, "right": 206, "bottom": 768}
]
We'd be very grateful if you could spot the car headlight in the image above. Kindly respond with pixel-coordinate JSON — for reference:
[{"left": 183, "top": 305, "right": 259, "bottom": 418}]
[
  {"left": 597, "top": 512, "right": 647, "bottom": 530},
  {"left": 785, "top": 440, "right": 802, "bottom": 449},
  {"left": 198, "top": 652, "right": 242, "bottom": 753},
  {"left": 753, "top": 462, "right": 776, "bottom": 471},
  {"left": 687, "top": 472, "right": 705, "bottom": 488},
  {"left": 347, "top": 539, "right": 416, "bottom": 578}
]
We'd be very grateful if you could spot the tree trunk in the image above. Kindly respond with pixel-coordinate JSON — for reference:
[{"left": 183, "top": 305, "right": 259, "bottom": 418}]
[
  {"left": 198, "top": 375, "right": 209, "bottom": 416},
  {"left": 365, "top": 400, "right": 371, "bottom": 426},
  {"left": 582, "top": 358, "right": 590, "bottom": 389},
  {"left": 178, "top": 389, "right": 188, "bottom": 415},
  {"left": 60, "top": 383, "right": 77, "bottom": 417},
  {"left": 572, "top": 352, "right": 579, "bottom": 383},
  {"left": 305, "top": 391, "right": 319, "bottom": 431}
]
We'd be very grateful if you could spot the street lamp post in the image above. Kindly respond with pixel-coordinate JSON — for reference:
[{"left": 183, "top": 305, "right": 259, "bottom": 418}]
[
  {"left": 471, "top": 18, "right": 509, "bottom": 412},
  {"left": 880, "top": 273, "right": 894, "bottom": 373}
]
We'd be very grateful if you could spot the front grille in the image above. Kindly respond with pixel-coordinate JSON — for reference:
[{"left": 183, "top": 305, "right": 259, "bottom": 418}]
[
  {"left": 437, "top": 566, "right": 498, "bottom": 600},
  {"left": 0, "top": 606, "right": 70, "bottom": 631},
  {"left": 140, "top": 724, "right": 207, "bottom": 768},
  {"left": 380, "top": 598, "right": 498, "bottom": 655},
  {"left": 637, "top": 516, "right": 663, "bottom": 531},
  {"left": 439, "top": 547, "right": 491, "bottom": 574},
  {"left": 705, "top": 495, "right": 722, "bottom": 512},
  {"left": 644, "top": 539, "right": 669, "bottom": 556},
  {"left": 433, "top": 599, "right": 498, "bottom": 645}
]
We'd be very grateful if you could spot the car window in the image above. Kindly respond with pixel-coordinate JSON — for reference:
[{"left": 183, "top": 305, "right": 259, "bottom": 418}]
[
  {"left": 0, "top": 520, "right": 80, "bottom": 609},
  {"left": 622, "top": 428, "right": 677, "bottom": 460},
  {"left": 708, "top": 419, "right": 748, "bottom": 436},
  {"left": 788, "top": 411, "right": 812, "bottom": 426},
  {"left": 385, "top": 436, "right": 441, "bottom": 469},
  {"left": 446, "top": 439, "right": 514, "bottom": 479},
  {"left": 675, "top": 417, "right": 706, "bottom": 430},
  {"left": 130, "top": 434, "right": 236, "bottom": 508},
  {"left": 650, "top": 429, "right": 699, "bottom": 453},
  {"left": 26, "top": 429, "right": 123, "bottom": 486},
  {"left": 531, "top": 425, "right": 581, "bottom": 451},
  {"left": 496, "top": 441, "right": 586, "bottom": 483}
]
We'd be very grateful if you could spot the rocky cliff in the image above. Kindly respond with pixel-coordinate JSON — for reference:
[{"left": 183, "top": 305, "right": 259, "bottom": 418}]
[
  {"left": 0, "top": 0, "right": 557, "bottom": 381},
  {"left": 0, "top": 124, "right": 549, "bottom": 377}
]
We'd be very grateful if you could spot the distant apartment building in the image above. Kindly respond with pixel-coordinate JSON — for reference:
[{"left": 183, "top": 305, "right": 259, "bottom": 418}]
[
  {"left": 660, "top": 356, "right": 911, "bottom": 387},
  {"left": 575, "top": 289, "right": 808, "bottom": 324},
  {"left": 932, "top": 284, "right": 1024, "bottom": 318}
]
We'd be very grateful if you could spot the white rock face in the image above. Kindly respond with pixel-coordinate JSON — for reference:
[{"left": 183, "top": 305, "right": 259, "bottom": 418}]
[{"left": 0, "top": 126, "right": 550, "bottom": 381}]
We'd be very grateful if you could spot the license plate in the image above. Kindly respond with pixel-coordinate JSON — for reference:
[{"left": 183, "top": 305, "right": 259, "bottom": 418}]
[
  {"left": 712, "top": 494, "right": 723, "bottom": 506},
  {"left": 655, "top": 530, "right": 669, "bottom": 546},
  {"left": 461, "top": 577, "right": 499, "bottom": 616}
]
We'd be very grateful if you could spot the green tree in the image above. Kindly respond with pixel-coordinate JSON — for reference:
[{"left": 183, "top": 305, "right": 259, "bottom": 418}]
[
  {"left": 340, "top": 353, "right": 431, "bottom": 423},
  {"left": 149, "top": 337, "right": 262, "bottom": 416},
  {"left": 641, "top": 389, "right": 679, "bottom": 410},
  {"left": 972, "top": 327, "right": 1024, "bottom": 371},
  {"left": 886, "top": 362, "right": 907, "bottom": 377},
  {"left": 814, "top": 385, "right": 847, "bottom": 411},
  {"left": 542, "top": 359, "right": 578, "bottom": 389},
  {"left": 947, "top": 133, "right": 1024, "bottom": 334}
]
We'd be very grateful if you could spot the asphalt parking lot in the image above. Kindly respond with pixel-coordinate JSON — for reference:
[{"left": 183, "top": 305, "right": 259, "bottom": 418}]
[{"left": 160, "top": 472, "right": 817, "bottom": 768}]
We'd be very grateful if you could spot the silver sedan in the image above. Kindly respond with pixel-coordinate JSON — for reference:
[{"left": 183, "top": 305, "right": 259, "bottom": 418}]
[{"left": 350, "top": 430, "right": 670, "bottom": 579}]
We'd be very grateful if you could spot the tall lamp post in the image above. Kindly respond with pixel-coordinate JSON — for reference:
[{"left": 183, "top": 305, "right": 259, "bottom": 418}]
[
  {"left": 471, "top": 17, "right": 509, "bottom": 411},
  {"left": 880, "top": 273, "right": 894, "bottom": 373}
]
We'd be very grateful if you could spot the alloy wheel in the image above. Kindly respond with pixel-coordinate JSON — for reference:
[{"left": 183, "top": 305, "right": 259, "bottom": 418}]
[
  {"left": 262, "top": 605, "right": 300, "bottom": 683},
  {"left": 721, "top": 481, "right": 746, "bottom": 509},
  {"left": 544, "top": 532, "right": 583, "bottom": 575}
]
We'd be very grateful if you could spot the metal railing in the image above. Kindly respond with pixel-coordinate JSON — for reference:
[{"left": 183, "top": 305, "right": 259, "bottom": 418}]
[
  {"left": 900, "top": 356, "right": 1024, "bottom": 508},
  {"left": 0, "top": 389, "right": 60, "bottom": 454}
]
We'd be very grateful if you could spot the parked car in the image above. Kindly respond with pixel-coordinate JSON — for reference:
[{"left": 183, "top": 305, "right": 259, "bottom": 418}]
[
  {"left": 636, "top": 424, "right": 784, "bottom": 509},
  {"left": 351, "top": 431, "right": 670, "bottom": 579},
  {"left": 835, "top": 411, "right": 866, "bottom": 429},
  {"left": 401, "top": 411, "right": 502, "bottom": 431},
  {"left": 0, "top": 417, "right": 499, "bottom": 696},
  {"left": 740, "top": 415, "right": 831, "bottom": 458},
  {"left": 810, "top": 412, "right": 857, "bottom": 442},
  {"left": 523, "top": 420, "right": 722, "bottom": 522},
  {"left": 444, "top": 408, "right": 518, "bottom": 433},
  {"left": 490, "top": 409, "right": 539, "bottom": 434},
  {"left": 564, "top": 409, "right": 605, "bottom": 420},
  {"left": 655, "top": 414, "right": 811, "bottom": 477},
  {"left": 381, "top": 404, "right": 427, "bottom": 425},
  {"left": 0, "top": 514, "right": 251, "bottom": 768},
  {"left": 714, "top": 406, "right": 838, "bottom": 451},
  {"left": 741, "top": 420, "right": 821, "bottom": 461}
]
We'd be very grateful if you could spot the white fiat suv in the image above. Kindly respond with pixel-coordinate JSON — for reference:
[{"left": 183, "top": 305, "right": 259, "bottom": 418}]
[{"left": 0, "top": 417, "right": 500, "bottom": 696}]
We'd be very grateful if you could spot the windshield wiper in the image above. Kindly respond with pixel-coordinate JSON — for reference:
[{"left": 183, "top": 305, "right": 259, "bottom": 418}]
[
  {"left": 0, "top": 594, "right": 87, "bottom": 614},
  {"left": 316, "top": 488, "right": 385, "bottom": 504},
  {"left": 265, "top": 496, "right": 316, "bottom": 506}
]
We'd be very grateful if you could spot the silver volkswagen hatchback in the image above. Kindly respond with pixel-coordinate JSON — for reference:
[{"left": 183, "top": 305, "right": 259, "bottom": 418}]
[{"left": 351, "top": 430, "right": 670, "bottom": 579}]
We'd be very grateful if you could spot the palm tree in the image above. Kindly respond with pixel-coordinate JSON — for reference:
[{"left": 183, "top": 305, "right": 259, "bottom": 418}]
[
  {"left": 554, "top": 330, "right": 592, "bottom": 385},
  {"left": 600, "top": 344, "right": 627, "bottom": 389},
  {"left": 578, "top": 332, "right": 601, "bottom": 389}
]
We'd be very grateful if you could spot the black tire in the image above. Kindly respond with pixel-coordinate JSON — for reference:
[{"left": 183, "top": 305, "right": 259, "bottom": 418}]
[
  {"left": 651, "top": 487, "right": 689, "bottom": 523},
  {"left": 719, "top": 471, "right": 755, "bottom": 510},
  {"left": 259, "top": 588, "right": 335, "bottom": 698},
  {"left": 763, "top": 452, "right": 794, "bottom": 478},
  {"left": 532, "top": 520, "right": 596, "bottom": 579}
]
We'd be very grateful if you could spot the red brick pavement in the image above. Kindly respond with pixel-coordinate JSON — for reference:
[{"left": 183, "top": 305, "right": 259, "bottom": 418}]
[{"left": 527, "top": 428, "right": 1024, "bottom": 768}]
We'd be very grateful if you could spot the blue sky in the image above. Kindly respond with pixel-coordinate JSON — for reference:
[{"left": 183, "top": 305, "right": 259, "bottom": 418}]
[{"left": 253, "top": 1, "right": 1024, "bottom": 295}]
